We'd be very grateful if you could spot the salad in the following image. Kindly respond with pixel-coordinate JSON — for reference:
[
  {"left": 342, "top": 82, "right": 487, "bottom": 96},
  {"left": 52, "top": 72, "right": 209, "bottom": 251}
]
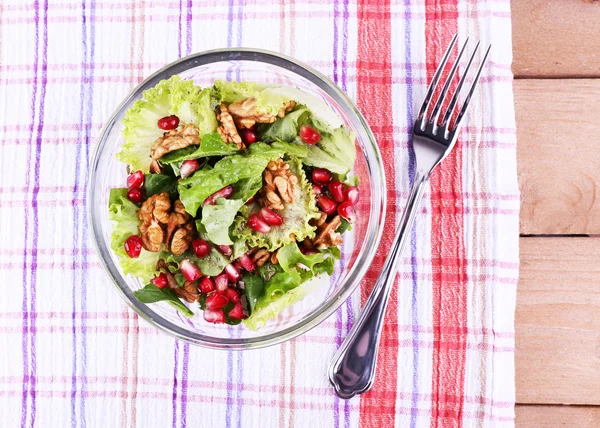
[{"left": 109, "top": 76, "right": 359, "bottom": 329}]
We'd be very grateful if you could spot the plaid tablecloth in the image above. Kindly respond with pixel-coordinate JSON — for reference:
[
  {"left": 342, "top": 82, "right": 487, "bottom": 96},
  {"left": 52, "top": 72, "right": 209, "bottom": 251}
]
[{"left": 1, "top": 1, "right": 519, "bottom": 427}]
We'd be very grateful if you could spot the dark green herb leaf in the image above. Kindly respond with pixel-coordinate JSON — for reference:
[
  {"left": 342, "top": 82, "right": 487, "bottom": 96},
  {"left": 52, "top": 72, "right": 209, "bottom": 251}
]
[
  {"left": 242, "top": 273, "right": 265, "bottom": 312},
  {"left": 144, "top": 173, "right": 178, "bottom": 198},
  {"left": 133, "top": 284, "right": 194, "bottom": 318}
]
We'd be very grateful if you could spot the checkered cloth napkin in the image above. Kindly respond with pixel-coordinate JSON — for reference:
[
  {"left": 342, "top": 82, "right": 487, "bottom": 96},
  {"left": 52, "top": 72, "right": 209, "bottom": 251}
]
[{"left": 1, "top": 1, "right": 519, "bottom": 427}]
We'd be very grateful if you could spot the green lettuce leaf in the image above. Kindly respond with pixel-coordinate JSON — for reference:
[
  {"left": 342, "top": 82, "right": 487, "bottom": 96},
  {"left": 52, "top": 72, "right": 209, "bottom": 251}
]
[
  {"left": 133, "top": 283, "right": 194, "bottom": 318},
  {"left": 232, "top": 157, "right": 320, "bottom": 251},
  {"left": 213, "top": 80, "right": 291, "bottom": 116},
  {"left": 143, "top": 173, "right": 178, "bottom": 198},
  {"left": 259, "top": 105, "right": 311, "bottom": 142},
  {"left": 117, "top": 76, "right": 217, "bottom": 172},
  {"left": 178, "top": 142, "right": 303, "bottom": 216},
  {"left": 108, "top": 188, "right": 160, "bottom": 283},
  {"left": 302, "top": 126, "right": 357, "bottom": 176},
  {"left": 201, "top": 198, "right": 245, "bottom": 245},
  {"left": 158, "top": 132, "right": 237, "bottom": 166},
  {"left": 241, "top": 274, "right": 265, "bottom": 312}
]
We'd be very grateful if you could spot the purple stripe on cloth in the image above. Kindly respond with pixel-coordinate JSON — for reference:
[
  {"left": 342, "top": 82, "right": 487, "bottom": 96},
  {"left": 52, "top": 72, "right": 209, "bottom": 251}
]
[
  {"left": 186, "top": 0, "right": 192, "bottom": 54},
  {"left": 177, "top": 0, "right": 183, "bottom": 58},
  {"left": 29, "top": 1, "right": 49, "bottom": 426},
  {"left": 21, "top": 0, "right": 41, "bottom": 423},
  {"left": 171, "top": 340, "right": 180, "bottom": 428},
  {"left": 180, "top": 342, "right": 190, "bottom": 428}
]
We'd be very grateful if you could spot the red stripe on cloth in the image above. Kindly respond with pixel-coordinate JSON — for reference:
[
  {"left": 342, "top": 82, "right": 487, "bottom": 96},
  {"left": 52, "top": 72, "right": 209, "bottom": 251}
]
[
  {"left": 425, "top": 2, "right": 469, "bottom": 428},
  {"left": 356, "top": 1, "right": 397, "bottom": 426}
]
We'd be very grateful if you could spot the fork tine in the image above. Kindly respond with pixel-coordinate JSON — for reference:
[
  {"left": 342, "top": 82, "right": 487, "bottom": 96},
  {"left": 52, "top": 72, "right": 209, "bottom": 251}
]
[
  {"left": 429, "top": 37, "right": 469, "bottom": 130},
  {"left": 416, "top": 33, "right": 458, "bottom": 130},
  {"left": 447, "top": 44, "right": 491, "bottom": 134},
  {"left": 439, "top": 42, "right": 480, "bottom": 131}
]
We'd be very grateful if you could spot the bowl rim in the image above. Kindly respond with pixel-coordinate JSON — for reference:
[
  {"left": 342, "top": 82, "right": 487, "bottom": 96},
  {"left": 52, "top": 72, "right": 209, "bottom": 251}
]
[{"left": 88, "top": 47, "right": 387, "bottom": 350}]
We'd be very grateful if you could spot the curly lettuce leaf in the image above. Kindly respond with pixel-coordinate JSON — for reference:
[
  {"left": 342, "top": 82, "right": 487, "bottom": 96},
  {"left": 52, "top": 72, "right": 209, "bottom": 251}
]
[
  {"left": 117, "top": 76, "right": 217, "bottom": 172},
  {"left": 158, "top": 132, "right": 237, "bottom": 166},
  {"left": 178, "top": 142, "right": 305, "bottom": 216},
  {"left": 302, "top": 126, "right": 356, "bottom": 176},
  {"left": 108, "top": 188, "right": 160, "bottom": 283},
  {"left": 133, "top": 283, "right": 194, "bottom": 318},
  {"left": 213, "top": 80, "right": 291, "bottom": 116},
  {"left": 232, "top": 157, "right": 320, "bottom": 252},
  {"left": 201, "top": 198, "right": 245, "bottom": 245},
  {"left": 259, "top": 105, "right": 311, "bottom": 142}
]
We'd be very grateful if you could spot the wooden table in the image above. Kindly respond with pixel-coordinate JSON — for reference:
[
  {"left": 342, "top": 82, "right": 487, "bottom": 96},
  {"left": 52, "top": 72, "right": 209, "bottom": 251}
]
[{"left": 512, "top": 0, "right": 600, "bottom": 426}]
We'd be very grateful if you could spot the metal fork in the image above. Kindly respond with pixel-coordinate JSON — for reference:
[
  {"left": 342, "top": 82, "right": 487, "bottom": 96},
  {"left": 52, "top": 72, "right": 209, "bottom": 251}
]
[{"left": 328, "top": 34, "right": 491, "bottom": 399}]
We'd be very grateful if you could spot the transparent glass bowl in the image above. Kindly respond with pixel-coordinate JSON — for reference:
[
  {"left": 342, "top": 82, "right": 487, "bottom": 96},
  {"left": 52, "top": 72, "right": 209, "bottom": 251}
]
[{"left": 89, "top": 49, "right": 386, "bottom": 349}]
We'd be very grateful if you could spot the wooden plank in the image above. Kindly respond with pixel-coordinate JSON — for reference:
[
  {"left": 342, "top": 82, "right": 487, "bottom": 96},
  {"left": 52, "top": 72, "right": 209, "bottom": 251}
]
[
  {"left": 516, "top": 237, "right": 600, "bottom": 404},
  {"left": 516, "top": 405, "right": 600, "bottom": 428},
  {"left": 515, "top": 79, "right": 600, "bottom": 235},
  {"left": 512, "top": 0, "right": 600, "bottom": 78}
]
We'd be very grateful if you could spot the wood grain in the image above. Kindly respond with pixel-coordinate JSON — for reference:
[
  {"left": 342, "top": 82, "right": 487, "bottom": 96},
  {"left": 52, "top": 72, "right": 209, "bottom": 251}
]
[
  {"left": 516, "top": 405, "right": 600, "bottom": 427},
  {"left": 515, "top": 79, "right": 600, "bottom": 235},
  {"left": 516, "top": 237, "right": 600, "bottom": 404},
  {"left": 512, "top": 0, "right": 600, "bottom": 78}
]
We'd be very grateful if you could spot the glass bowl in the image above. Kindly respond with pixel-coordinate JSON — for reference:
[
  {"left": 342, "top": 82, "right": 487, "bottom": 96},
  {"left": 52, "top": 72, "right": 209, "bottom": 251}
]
[{"left": 89, "top": 48, "right": 386, "bottom": 349}]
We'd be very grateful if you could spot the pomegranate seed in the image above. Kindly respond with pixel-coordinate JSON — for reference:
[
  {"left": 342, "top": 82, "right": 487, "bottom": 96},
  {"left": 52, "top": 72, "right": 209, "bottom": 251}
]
[
  {"left": 203, "top": 308, "right": 225, "bottom": 324},
  {"left": 214, "top": 273, "right": 229, "bottom": 292},
  {"left": 299, "top": 124, "right": 321, "bottom": 144},
  {"left": 124, "top": 235, "right": 143, "bottom": 258},
  {"left": 126, "top": 170, "right": 144, "bottom": 188},
  {"left": 311, "top": 168, "right": 332, "bottom": 184},
  {"left": 226, "top": 288, "right": 241, "bottom": 303},
  {"left": 338, "top": 201, "right": 356, "bottom": 222},
  {"left": 233, "top": 260, "right": 244, "bottom": 272},
  {"left": 192, "top": 239, "right": 211, "bottom": 258},
  {"left": 237, "top": 253, "right": 255, "bottom": 272},
  {"left": 317, "top": 195, "right": 337, "bottom": 215},
  {"left": 224, "top": 264, "right": 241, "bottom": 282},
  {"left": 180, "top": 159, "right": 199, "bottom": 179},
  {"left": 198, "top": 276, "right": 215, "bottom": 294},
  {"left": 157, "top": 115, "right": 179, "bottom": 130},
  {"left": 216, "top": 244, "right": 232, "bottom": 257},
  {"left": 180, "top": 259, "right": 202, "bottom": 282},
  {"left": 246, "top": 195, "right": 256, "bottom": 205},
  {"left": 228, "top": 303, "right": 246, "bottom": 320},
  {"left": 240, "top": 128, "right": 257, "bottom": 145},
  {"left": 313, "top": 183, "right": 323, "bottom": 195},
  {"left": 205, "top": 291, "right": 230, "bottom": 310},
  {"left": 248, "top": 213, "right": 271, "bottom": 233},
  {"left": 345, "top": 186, "right": 360, "bottom": 205},
  {"left": 127, "top": 187, "right": 143, "bottom": 204},
  {"left": 151, "top": 272, "right": 168, "bottom": 289},
  {"left": 328, "top": 180, "right": 346, "bottom": 203},
  {"left": 259, "top": 207, "right": 283, "bottom": 226},
  {"left": 202, "top": 185, "right": 235, "bottom": 207}
]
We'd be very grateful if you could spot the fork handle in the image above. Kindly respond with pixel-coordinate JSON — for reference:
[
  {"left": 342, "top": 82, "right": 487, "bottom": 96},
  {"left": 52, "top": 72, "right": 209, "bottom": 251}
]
[{"left": 328, "top": 170, "right": 428, "bottom": 399}]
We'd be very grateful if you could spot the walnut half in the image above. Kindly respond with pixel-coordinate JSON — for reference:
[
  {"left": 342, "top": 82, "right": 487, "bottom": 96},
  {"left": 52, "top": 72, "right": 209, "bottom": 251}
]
[{"left": 260, "top": 158, "right": 298, "bottom": 211}]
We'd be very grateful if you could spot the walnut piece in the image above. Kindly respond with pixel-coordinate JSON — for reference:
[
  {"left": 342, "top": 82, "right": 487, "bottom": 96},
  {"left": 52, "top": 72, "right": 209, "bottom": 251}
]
[
  {"left": 313, "top": 215, "right": 343, "bottom": 250},
  {"left": 260, "top": 159, "right": 298, "bottom": 211},
  {"left": 251, "top": 248, "right": 271, "bottom": 267},
  {"left": 216, "top": 102, "right": 244, "bottom": 150},
  {"left": 228, "top": 98, "right": 297, "bottom": 129},
  {"left": 150, "top": 123, "right": 201, "bottom": 160},
  {"left": 138, "top": 193, "right": 194, "bottom": 254},
  {"left": 173, "top": 280, "right": 200, "bottom": 303}
]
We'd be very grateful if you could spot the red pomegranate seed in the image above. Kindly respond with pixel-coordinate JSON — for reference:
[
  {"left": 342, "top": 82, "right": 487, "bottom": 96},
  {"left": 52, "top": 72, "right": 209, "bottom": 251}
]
[
  {"left": 157, "top": 115, "right": 179, "bottom": 130},
  {"left": 203, "top": 308, "right": 225, "bottom": 324},
  {"left": 237, "top": 253, "right": 255, "bottom": 272},
  {"left": 151, "top": 272, "right": 168, "bottom": 289},
  {"left": 228, "top": 303, "right": 246, "bottom": 320},
  {"left": 226, "top": 288, "right": 241, "bottom": 304},
  {"left": 248, "top": 213, "right": 271, "bottom": 233},
  {"left": 216, "top": 244, "right": 232, "bottom": 257},
  {"left": 205, "top": 291, "right": 230, "bottom": 310},
  {"left": 202, "top": 185, "right": 235, "bottom": 207},
  {"left": 259, "top": 207, "right": 283, "bottom": 226},
  {"left": 233, "top": 260, "right": 244, "bottom": 272},
  {"left": 180, "top": 259, "right": 202, "bottom": 282},
  {"left": 311, "top": 168, "right": 332, "bottom": 184},
  {"left": 246, "top": 195, "right": 256, "bottom": 205},
  {"left": 328, "top": 180, "right": 346, "bottom": 203},
  {"left": 317, "top": 195, "right": 337, "bottom": 215},
  {"left": 338, "top": 201, "right": 356, "bottom": 222},
  {"left": 127, "top": 187, "right": 143, "bottom": 204},
  {"left": 299, "top": 124, "right": 321, "bottom": 145},
  {"left": 239, "top": 128, "right": 257, "bottom": 145},
  {"left": 127, "top": 170, "right": 144, "bottom": 188},
  {"left": 180, "top": 159, "right": 199, "bottom": 179},
  {"left": 198, "top": 276, "right": 215, "bottom": 294},
  {"left": 224, "top": 264, "right": 241, "bottom": 282},
  {"left": 312, "top": 183, "right": 323, "bottom": 195},
  {"left": 345, "top": 186, "right": 359, "bottom": 205},
  {"left": 214, "top": 273, "right": 229, "bottom": 292},
  {"left": 124, "top": 235, "right": 143, "bottom": 258},
  {"left": 191, "top": 239, "right": 211, "bottom": 258}
]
